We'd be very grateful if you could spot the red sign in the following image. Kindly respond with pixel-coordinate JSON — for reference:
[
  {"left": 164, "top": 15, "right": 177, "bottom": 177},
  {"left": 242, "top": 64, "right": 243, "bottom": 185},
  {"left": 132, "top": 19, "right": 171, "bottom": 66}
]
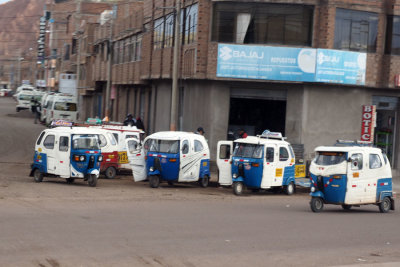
[{"left": 360, "top": 105, "right": 376, "bottom": 142}]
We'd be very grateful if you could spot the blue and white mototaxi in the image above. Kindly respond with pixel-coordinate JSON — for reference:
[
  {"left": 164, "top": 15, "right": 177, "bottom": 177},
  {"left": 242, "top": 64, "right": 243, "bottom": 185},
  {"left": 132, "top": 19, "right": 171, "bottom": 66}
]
[
  {"left": 30, "top": 127, "right": 103, "bottom": 187},
  {"left": 217, "top": 131, "right": 297, "bottom": 195},
  {"left": 125, "top": 131, "right": 211, "bottom": 188},
  {"left": 309, "top": 143, "right": 395, "bottom": 213}
]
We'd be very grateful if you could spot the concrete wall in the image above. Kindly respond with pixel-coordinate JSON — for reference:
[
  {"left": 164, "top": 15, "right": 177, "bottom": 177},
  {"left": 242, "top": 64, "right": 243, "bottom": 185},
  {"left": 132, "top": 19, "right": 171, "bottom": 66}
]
[
  {"left": 301, "top": 85, "right": 370, "bottom": 160},
  {"left": 152, "top": 81, "right": 172, "bottom": 132}
]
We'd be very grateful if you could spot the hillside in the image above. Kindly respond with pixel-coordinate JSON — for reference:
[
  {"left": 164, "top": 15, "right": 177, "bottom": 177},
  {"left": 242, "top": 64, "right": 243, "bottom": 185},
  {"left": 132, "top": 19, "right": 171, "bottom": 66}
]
[{"left": 0, "top": 0, "right": 46, "bottom": 57}]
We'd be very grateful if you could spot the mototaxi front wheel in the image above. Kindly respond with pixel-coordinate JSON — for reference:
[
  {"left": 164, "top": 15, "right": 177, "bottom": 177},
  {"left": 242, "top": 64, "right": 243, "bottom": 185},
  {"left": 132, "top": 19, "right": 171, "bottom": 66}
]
[
  {"left": 149, "top": 175, "right": 160, "bottom": 188},
  {"left": 233, "top": 182, "right": 244, "bottom": 196},
  {"left": 285, "top": 181, "right": 295, "bottom": 195},
  {"left": 310, "top": 197, "right": 324, "bottom": 213},
  {"left": 88, "top": 174, "right": 98, "bottom": 187},
  {"left": 33, "top": 169, "right": 43, "bottom": 183},
  {"left": 199, "top": 175, "right": 209, "bottom": 188}
]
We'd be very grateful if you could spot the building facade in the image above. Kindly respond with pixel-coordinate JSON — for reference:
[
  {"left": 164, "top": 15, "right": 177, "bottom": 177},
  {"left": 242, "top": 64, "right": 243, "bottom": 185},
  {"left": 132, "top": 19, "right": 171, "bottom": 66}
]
[{"left": 41, "top": 0, "right": 400, "bottom": 175}]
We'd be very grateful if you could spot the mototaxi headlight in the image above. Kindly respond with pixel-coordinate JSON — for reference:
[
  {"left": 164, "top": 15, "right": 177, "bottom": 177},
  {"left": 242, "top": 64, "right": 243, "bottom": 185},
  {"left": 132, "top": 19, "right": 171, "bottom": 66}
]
[
  {"left": 149, "top": 166, "right": 154, "bottom": 172},
  {"left": 98, "top": 155, "right": 103, "bottom": 162},
  {"left": 233, "top": 173, "right": 238, "bottom": 179},
  {"left": 79, "top": 155, "right": 86, "bottom": 162},
  {"left": 311, "top": 186, "right": 316, "bottom": 193}
]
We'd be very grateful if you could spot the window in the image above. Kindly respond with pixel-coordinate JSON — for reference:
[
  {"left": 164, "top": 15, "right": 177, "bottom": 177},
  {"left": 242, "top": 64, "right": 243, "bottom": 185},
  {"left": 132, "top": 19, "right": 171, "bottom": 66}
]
[
  {"left": 113, "top": 133, "right": 119, "bottom": 144},
  {"left": 72, "top": 135, "right": 100, "bottom": 150},
  {"left": 113, "top": 42, "right": 119, "bottom": 64},
  {"left": 59, "top": 136, "right": 69, "bottom": 152},
  {"left": 212, "top": 3, "right": 313, "bottom": 46},
  {"left": 130, "top": 36, "right": 136, "bottom": 62},
  {"left": 350, "top": 153, "right": 363, "bottom": 170},
  {"left": 127, "top": 139, "right": 139, "bottom": 153},
  {"left": 266, "top": 147, "right": 274, "bottom": 162},
  {"left": 385, "top": 16, "right": 400, "bottom": 55},
  {"left": 98, "top": 134, "right": 107, "bottom": 148},
  {"left": 108, "top": 133, "right": 117, "bottom": 146},
  {"left": 369, "top": 154, "right": 382, "bottom": 169},
  {"left": 164, "top": 13, "right": 174, "bottom": 47},
  {"left": 36, "top": 131, "right": 46, "bottom": 145},
  {"left": 194, "top": 140, "right": 204, "bottom": 152},
  {"left": 182, "top": 140, "right": 189, "bottom": 154},
  {"left": 314, "top": 152, "right": 346, "bottom": 166},
  {"left": 219, "top": 144, "right": 231, "bottom": 159},
  {"left": 334, "top": 8, "right": 378, "bottom": 52},
  {"left": 184, "top": 3, "right": 198, "bottom": 44},
  {"left": 154, "top": 17, "right": 164, "bottom": 49},
  {"left": 148, "top": 139, "right": 180, "bottom": 154},
  {"left": 279, "top": 147, "right": 289, "bottom": 161},
  {"left": 118, "top": 40, "right": 124, "bottom": 64},
  {"left": 136, "top": 36, "right": 142, "bottom": 61},
  {"left": 54, "top": 102, "right": 77, "bottom": 111},
  {"left": 43, "top": 135, "right": 55, "bottom": 149},
  {"left": 233, "top": 143, "right": 263, "bottom": 159}
]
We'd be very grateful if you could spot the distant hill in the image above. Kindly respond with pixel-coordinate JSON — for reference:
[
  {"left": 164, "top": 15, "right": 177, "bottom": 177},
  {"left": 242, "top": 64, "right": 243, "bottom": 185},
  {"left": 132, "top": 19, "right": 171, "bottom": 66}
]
[{"left": 0, "top": 0, "right": 46, "bottom": 57}]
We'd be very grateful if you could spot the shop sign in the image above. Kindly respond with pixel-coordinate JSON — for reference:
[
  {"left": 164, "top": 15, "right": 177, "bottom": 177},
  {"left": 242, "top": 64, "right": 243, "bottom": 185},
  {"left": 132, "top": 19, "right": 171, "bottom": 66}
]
[
  {"left": 216, "top": 44, "right": 366, "bottom": 85},
  {"left": 360, "top": 105, "right": 376, "bottom": 142}
]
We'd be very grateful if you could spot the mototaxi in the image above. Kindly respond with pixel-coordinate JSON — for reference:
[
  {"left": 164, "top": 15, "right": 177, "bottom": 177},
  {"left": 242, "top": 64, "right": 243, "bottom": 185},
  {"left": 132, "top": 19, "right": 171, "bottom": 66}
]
[
  {"left": 217, "top": 131, "right": 297, "bottom": 195},
  {"left": 30, "top": 127, "right": 103, "bottom": 187},
  {"left": 125, "top": 131, "right": 211, "bottom": 188},
  {"left": 309, "top": 142, "right": 395, "bottom": 213}
]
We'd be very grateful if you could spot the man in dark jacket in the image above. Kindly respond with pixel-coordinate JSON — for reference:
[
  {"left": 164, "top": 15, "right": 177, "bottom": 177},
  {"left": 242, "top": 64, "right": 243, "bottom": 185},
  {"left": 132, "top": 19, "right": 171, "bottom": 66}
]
[{"left": 123, "top": 114, "right": 137, "bottom": 126}]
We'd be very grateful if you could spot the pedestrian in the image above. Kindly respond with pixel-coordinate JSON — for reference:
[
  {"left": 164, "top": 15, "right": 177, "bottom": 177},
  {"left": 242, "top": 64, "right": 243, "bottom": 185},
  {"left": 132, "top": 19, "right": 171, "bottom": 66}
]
[
  {"left": 31, "top": 99, "right": 41, "bottom": 124},
  {"left": 136, "top": 116, "right": 145, "bottom": 131},
  {"left": 123, "top": 113, "right": 137, "bottom": 126},
  {"left": 196, "top": 127, "right": 205, "bottom": 135},
  {"left": 238, "top": 129, "right": 248, "bottom": 139}
]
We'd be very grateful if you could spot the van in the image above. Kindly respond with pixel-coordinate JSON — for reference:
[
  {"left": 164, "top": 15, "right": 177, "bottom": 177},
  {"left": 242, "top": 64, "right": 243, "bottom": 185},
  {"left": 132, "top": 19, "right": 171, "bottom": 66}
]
[{"left": 45, "top": 94, "right": 78, "bottom": 125}]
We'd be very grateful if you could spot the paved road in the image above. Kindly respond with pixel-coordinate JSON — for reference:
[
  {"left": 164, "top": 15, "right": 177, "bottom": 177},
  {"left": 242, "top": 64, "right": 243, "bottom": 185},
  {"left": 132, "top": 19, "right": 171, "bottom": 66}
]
[{"left": 0, "top": 97, "right": 399, "bottom": 267}]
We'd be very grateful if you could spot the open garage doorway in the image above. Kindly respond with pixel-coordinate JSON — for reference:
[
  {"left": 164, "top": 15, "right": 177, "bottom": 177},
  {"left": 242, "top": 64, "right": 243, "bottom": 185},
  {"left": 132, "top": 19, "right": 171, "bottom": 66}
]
[{"left": 228, "top": 97, "right": 286, "bottom": 139}]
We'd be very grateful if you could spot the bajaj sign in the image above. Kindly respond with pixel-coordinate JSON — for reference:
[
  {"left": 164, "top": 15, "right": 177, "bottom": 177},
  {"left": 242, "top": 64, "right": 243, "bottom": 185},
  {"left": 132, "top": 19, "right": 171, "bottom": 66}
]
[{"left": 216, "top": 44, "right": 366, "bottom": 85}]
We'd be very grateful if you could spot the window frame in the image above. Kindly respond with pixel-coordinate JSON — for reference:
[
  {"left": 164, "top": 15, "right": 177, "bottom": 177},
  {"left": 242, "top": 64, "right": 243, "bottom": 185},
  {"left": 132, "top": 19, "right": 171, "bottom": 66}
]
[{"left": 43, "top": 134, "right": 55, "bottom": 150}]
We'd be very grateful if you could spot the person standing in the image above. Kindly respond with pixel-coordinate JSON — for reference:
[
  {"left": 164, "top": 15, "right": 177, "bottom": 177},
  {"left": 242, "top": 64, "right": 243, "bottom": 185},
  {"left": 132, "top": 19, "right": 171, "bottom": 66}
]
[
  {"left": 238, "top": 129, "right": 248, "bottom": 139},
  {"left": 123, "top": 114, "right": 137, "bottom": 126},
  {"left": 196, "top": 127, "right": 205, "bottom": 135},
  {"left": 31, "top": 99, "right": 41, "bottom": 124}
]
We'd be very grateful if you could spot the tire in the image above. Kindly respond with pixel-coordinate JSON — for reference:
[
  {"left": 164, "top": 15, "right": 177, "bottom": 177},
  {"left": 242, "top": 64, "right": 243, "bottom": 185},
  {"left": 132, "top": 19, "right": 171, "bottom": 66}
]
[
  {"left": 104, "top": 166, "right": 117, "bottom": 179},
  {"left": 379, "top": 197, "right": 391, "bottom": 213},
  {"left": 233, "top": 182, "right": 244, "bottom": 196},
  {"left": 33, "top": 168, "right": 43, "bottom": 183},
  {"left": 149, "top": 175, "right": 160, "bottom": 188},
  {"left": 341, "top": 204, "right": 352, "bottom": 210},
  {"left": 66, "top": 178, "right": 75, "bottom": 184},
  {"left": 285, "top": 181, "right": 295, "bottom": 195},
  {"left": 310, "top": 197, "right": 324, "bottom": 213},
  {"left": 199, "top": 175, "right": 209, "bottom": 188},
  {"left": 88, "top": 174, "right": 97, "bottom": 187}
]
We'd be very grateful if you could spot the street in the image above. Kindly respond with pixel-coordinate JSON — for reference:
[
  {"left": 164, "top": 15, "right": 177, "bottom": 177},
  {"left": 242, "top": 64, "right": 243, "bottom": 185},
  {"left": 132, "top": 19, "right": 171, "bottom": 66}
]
[{"left": 0, "top": 97, "right": 399, "bottom": 267}]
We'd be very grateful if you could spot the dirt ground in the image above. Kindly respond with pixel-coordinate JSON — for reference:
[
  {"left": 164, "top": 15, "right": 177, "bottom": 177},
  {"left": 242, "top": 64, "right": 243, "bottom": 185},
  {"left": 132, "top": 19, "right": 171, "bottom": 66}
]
[{"left": 1, "top": 97, "right": 400, "bottom": 267}]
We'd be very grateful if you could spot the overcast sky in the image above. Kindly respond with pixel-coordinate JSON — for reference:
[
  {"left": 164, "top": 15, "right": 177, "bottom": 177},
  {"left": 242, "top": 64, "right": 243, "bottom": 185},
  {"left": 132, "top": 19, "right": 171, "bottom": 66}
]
[{"left": 0, "top": 0, "right": 11, "bottom": 4}]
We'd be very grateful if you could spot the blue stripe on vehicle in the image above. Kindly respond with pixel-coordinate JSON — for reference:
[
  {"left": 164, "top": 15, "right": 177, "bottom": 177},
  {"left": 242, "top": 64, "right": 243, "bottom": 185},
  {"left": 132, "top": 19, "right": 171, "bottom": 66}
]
[
  {"left": 376, "top": 178, "right": 393, "bottom": 201},
  {"left": 199, "top": 159, "right": 210, "bottom": 178}
]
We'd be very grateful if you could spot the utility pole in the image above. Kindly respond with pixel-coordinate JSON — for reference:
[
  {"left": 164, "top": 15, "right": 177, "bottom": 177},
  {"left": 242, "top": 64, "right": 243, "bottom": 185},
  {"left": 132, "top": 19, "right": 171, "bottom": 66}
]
[
  {"left": 170, "top": 0, "right": 181, "bottom": 131},
  {"left": 105, "top": 7, "right": 115, "bottom": 121},
  {"left": 17, "top": 49, "right": 22, "bottom": 88}
]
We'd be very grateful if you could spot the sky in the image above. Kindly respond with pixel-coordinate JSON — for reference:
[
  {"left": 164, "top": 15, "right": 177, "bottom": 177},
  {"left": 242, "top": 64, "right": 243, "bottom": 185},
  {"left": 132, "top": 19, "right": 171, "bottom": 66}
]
[{"left": 0, "top": 0, "right": 11, "bottom": 4}]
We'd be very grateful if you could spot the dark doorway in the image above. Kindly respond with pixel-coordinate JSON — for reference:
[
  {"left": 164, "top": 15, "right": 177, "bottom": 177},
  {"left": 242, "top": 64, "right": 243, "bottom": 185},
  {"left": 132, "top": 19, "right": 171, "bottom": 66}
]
[{"left": 228, "top": 97, "right": 286, "bottom": 138}]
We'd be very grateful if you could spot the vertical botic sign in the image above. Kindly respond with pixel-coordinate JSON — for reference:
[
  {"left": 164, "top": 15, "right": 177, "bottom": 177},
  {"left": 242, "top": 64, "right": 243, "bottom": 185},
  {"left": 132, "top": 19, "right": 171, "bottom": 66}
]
[{"left": 360, "top": 105, "right": 376, "bottom": 142}]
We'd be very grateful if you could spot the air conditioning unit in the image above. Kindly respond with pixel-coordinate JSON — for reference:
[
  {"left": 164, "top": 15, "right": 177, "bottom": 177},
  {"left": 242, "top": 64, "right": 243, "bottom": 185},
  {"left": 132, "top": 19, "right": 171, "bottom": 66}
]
[{"left": 395, "top": 74, "right": 400, "bottom": 87}]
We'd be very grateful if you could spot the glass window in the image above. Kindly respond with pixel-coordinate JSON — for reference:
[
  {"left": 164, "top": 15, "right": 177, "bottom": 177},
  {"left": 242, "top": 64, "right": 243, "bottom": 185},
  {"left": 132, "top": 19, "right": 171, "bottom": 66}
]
[
  {"left": 334, "top": 8, "right": 378, "bottom": 52},
  {"left": 127, "top": 139, "right": 139, "bottom": 153},
  {"left": 43, "top": 134, "right": 55, "bottom": 149},
  {"left": 266, "top": 147, "right": 274, "bottom": 162},
  {"left": 350, "top": 153, "right": 363, "bottom": 170},
  {"left": 72, "top": 134, "right": 100, "bottom": 150},
  {"left": 130, "top": 36, "right": 136, "bottom": 62},
  {"left": 385, "top": 16, "right": 400, "bottom": 55},
  {"left": 314, "top": 152, "right": 346, "bottom": 166},
  {"left": 154, "top": 17, "right": 164, "bottom": 49},
  {"left": 184, "top": 3, "right": 198, "bottom": 44},
  {"left": 212, "top": 3, "right": 313, "bottom": 46},
  {"left": 164, "top": 13, "right": 174, "bottom": 48},
  {"left": 279, "top": 147, "right": 289, "bottom": 161},
  {"left": 369, "top": 154, "right": 382, "bottom": 169},
  {"left": 194, "top": 140, "right": 204, "bottom": 152},
  {"left": 182, "top": 140, "right": 189, "bottom": 154},
  {"left": 233, "top": 143, "right": 263, "bottom": 159},
  {"left": 36, "top": 131, "right": 46, "bottom": 145},
  {"left": 288, "top": 145, "right": 295, "bottom": 159},
  {"left": 219, "top": 144, "right": 231, "bottom": 159},
  {"left": 54, "top": 102, "right": 77, "bottom": 111},
  {"left": 113, "top": 133, "right": 119, "bottom": 144},
  {"left": 148, "top": 139, "right": 180, "bottom": 154},
  {"left": 59, "top": 136, "right": 69, "bottom": 152},
  {"left": 136, "top": 35, "right": 142, "bottom": 61},
  {"left": 108, "top": 133, "right": 117, "bottom": 146},
  {"left": 113, "top": 42, "right": 119, "bottom": 64},
  {"left": 98, "top": 134, "right": 107, "bottom": 148}
]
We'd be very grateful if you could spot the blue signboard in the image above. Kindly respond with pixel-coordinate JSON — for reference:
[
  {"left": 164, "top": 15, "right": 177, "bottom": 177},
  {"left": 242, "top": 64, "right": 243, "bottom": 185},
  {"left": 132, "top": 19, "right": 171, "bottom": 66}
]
[
  {"left": 216, "top": 44, "right": 367, "bottom": 85},
  {"left": 217, "top": 44, "right": 316, "bottom": 82},
  {"left": 315, "top": 49, "right": 366, "bottom": 85}
]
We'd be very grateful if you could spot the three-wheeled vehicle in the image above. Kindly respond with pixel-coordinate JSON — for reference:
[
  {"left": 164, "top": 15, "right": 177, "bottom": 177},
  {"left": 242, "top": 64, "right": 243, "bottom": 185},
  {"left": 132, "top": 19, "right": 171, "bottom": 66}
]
[
  {"left": 125, "top": 131, "right": 211, "bottom": 188},
  {"left": 30, "top": 127, "right": 103, "bottom": 187},
  {"left": 309, "top": 142, "right": 395, "bottom": 213},
  {"left": 217, "top": 131, "right": 297, "bottom": 195}
]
